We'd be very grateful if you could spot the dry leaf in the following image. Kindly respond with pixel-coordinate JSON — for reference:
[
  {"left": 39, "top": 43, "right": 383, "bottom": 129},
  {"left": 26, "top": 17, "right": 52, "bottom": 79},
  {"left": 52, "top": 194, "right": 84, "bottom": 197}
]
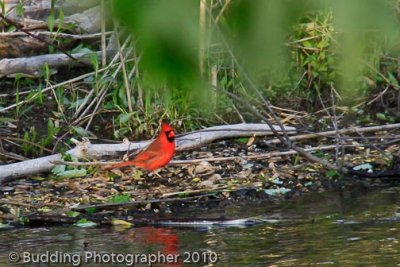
[
  {"left": 246, "top": 135, "right": 256, "bottom": 146},
  {"left": 194, "top": 161, "right": 216, "bottom": 175}
]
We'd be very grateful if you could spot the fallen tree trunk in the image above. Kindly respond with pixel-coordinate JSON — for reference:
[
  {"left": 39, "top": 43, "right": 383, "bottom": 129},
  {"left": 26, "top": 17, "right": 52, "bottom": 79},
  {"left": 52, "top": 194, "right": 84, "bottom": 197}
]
[
  {"left": 0, "top": 31, "right": 110, "bottom": 58},
  {"left": 0, "top": 123, "right": 296, "bottom": 182},
  {"left": 0, "top": 50, "right": 114, "bottom": 77},
  {"left": 4, "top": 1, "right": 101, "bottom": 33}
]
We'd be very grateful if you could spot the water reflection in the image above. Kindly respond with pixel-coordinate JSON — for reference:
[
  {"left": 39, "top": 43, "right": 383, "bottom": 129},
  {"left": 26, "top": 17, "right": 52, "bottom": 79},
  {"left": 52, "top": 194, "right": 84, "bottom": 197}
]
[{"left": 0, "top": 187, "right": 400, "bottom": 266}]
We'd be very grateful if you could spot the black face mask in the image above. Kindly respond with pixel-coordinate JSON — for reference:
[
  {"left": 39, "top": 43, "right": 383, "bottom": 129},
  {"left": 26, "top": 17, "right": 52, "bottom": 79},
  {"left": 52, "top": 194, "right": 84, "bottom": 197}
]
[{"left": 165, "top": 130, "right": 175, "bottom": 142}]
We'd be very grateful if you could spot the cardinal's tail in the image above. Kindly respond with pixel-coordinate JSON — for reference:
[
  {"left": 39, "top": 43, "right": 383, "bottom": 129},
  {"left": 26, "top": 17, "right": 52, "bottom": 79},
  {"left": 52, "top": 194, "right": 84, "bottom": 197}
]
[{"left": 104, "top": 161, "right": 136, "bottom": 170}]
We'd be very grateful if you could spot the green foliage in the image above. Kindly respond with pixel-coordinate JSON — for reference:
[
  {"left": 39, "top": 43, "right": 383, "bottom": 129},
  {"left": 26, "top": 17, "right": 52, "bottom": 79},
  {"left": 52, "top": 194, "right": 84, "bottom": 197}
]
[
  {"left": 21, "top": 119, "right": 60, "bottom": 157},
  {"left": 114, "top": 0, "right": 199, "bottom": 84},
  {"left": 15, "top": 1, "right": 24, "bottom": 17},
  {"left": 0, "top": 1, "right": 5, "bottom": 15},
  {"left": 47, "top": 0, "right": 56, "bottom": 31},
  {"left": 109, "top": 194, "right": 131, "bottom": 204},
  {"left": 376, "top": 112, "right": 396, "bottom": 122},
  {"left": 66, "top": 211, "right": 80, "bottom": 217},
  {"left": 326, "top": 169, "right": 340, "bottom": 178},
  {"left": 43, "top": 120, "right": 60, "bottom": 147},
  {"left": 113, "top": 0, "right": 400, "bottom": 109},
  {"left": 224, "top": 0, "right": 307, "bottom": 81},
  {"left": 293, "top": 13, "right": 336, "bottom": 83},
  {"left": 113, "top": 0, "right": 210, "bottom": 111},
  {"left": 85, "top": 207, "right": 97, "bottom": 214},
  {"left": 52, "top": 169, "right": 87, "bottom": 179}
]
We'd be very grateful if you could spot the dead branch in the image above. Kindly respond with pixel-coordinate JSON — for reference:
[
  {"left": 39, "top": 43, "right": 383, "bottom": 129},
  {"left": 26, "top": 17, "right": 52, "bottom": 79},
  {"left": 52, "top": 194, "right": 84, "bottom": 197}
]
[
  {"left": 0, "top": 31, "right": 111, "bottom": 58},
  {"left": 265, "top": 123, "right": 400, "bottom": 144},
  {"left": 72, "top": 194, "right": 216, "bottom": 212},
  {"left": 161, "top": 186, "right": 229, "bottom": 198},
  {"left": 65, "top": 5, "right": 102, "bottom": 34},
  {"left": 0, "top": 50, "right": 114, "bottom": 78}
]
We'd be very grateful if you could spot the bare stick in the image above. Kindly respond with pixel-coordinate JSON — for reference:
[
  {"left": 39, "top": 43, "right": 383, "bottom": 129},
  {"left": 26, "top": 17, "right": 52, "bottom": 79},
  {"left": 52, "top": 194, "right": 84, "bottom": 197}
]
[
  {"left": 0, "top": 51, "right": 104, "bottom": 78},
  {"left": 162, "top": 186, "right": 228, "bottom": 198},
  {"left": 72, "top": 194, "right": 216, "bottom": 211},
  {"left": 265, "top": 123, "right": 400, "bottom": 144},
  {"left": 0, "top": 31, "right": 112, "bottom": 39}
]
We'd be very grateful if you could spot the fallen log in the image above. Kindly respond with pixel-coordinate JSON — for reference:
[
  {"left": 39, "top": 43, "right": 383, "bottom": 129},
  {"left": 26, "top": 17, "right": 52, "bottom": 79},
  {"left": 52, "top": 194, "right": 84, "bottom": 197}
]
[
  {"left": 0, "top": 31, "right": 111, "bottom": 58},
  {"left": 0, "top": 50, "right": 114, "bottom": 77},
  {"left": 0, "top": 123, "right": 296, "bottom": 182}
]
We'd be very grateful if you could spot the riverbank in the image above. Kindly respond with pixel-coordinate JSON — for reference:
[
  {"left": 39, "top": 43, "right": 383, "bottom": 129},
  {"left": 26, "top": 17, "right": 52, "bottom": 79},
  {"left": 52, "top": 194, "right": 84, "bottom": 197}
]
[{"left": 1, "top": 129, "right": 398, "bottom": 228}]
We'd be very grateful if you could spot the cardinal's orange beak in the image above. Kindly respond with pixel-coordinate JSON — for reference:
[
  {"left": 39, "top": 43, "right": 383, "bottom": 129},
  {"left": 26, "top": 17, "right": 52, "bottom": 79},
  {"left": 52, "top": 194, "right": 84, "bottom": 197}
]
[{"left": 167, "top": 130, "right": 175, "bottom": 139}]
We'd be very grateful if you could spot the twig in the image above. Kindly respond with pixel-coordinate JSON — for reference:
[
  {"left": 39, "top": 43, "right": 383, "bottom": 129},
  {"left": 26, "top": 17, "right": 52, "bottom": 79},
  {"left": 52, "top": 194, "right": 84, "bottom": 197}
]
[
  {"left": 71, "top": 194, "right": 217, "bottom": 211},
  {"left": 367, "top": 85, "right": 390, "bottom": 106},
  {"left": 0, "top": 31, "right": 112, "bottom": 40},
  {"left": 354, "top": 128, "right": 391, "bottom": 161},
  {"left": 266, "top": 123, "right": 400, "bottom": 144},
  {"left": 317, "top": 86, "right": 343, "bottom": 164},
  {"left": 0, "top": 199, "right": 35, "bottom": 208},
  {"left": 172, "top": 144, "right": 359, "bottom": 164},
  {"left": 215, "top": 0, "right": 231, "bottom": 23},
  {"left": 50, "top": 160, "right": 119, "bottom": 166},
  {"left": 5, "top": 137, "right": 53, "bottom": 153},
  {"left": 161, "top": 186, "right": 228, "bottom": 198}
]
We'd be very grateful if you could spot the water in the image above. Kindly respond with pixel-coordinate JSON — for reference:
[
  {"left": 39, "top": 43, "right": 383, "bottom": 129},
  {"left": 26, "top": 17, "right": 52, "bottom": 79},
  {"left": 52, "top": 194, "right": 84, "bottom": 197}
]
[{"left": 1, "top": 186, "right": 400, "bottom": 266}]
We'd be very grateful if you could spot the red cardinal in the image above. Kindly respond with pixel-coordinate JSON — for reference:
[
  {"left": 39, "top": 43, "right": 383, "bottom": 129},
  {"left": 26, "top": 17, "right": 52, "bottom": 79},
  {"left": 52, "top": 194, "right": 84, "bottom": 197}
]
[{"left": 107, "top": 122, "right": 176, "bottom": 171}]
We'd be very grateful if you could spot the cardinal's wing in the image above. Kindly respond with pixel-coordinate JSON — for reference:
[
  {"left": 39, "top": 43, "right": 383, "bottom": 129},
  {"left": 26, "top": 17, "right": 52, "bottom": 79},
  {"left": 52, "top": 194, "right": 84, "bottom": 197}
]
[{"left": 133, "top": 149, "right": 159, "bottom": 162}]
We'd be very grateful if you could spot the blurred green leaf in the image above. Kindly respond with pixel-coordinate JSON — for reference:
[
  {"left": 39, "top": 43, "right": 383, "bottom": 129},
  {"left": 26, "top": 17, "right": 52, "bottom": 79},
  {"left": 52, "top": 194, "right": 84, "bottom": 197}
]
[
  {"left": 85, "top": 207, "right": 97, "bottom": 214},
  {"left": 66, "top": 211, "right": 80, "bottom": 217},
  {"left": 326, "top": 169, "right": 339, "bottom": 178},
  {"left": 58, "top": 169, "right": 87, "bottom": 178},
  {"left": 109, "top": 194, "right": 130, "bottom": 204}
]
